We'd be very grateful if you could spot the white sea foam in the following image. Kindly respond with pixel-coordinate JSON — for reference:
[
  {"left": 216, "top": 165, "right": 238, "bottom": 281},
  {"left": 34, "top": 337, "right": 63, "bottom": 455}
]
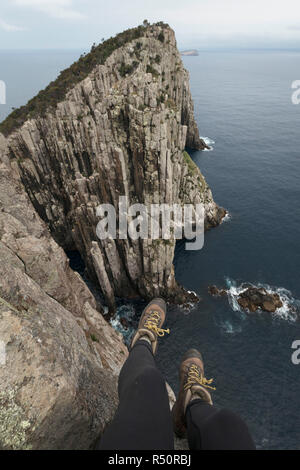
[
  {"left": 224, "top": 278, "right": 298, "bottom": 322},
  {"left": 178, "top": 301, "right": 198, "bottom": 313},
  {"left": 219, "top": 319, "right": 242, "bottom": 334},
  {"left": 221, "top": 212, "right": 231, "bottom": 223},
  {"left": 200, "top": 136, "right": 215, "bottom": 151},
  {"left": 110, "top": 304, "right": 136, "bottom": 342},
  {"left": 187, "top": 289, "right": 198, "bottom": 296}
]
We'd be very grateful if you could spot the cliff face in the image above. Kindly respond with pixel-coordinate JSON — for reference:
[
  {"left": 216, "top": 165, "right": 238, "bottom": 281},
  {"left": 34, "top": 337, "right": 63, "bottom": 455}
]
[{"left": 3, "top": 23, "right": 224, "bottom": 311}]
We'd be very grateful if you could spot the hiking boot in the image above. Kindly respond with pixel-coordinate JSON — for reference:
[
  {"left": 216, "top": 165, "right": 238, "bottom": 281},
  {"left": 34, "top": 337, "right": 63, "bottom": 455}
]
[
  {"left": 172, "top": 348, "right": 215, "bottom": 437},
  {"left": 130, "top": 298, "right": 169, "bottom": 355}
]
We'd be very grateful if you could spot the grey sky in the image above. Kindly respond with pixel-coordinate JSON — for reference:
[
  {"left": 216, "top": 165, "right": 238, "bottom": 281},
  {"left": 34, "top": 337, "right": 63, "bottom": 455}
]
[{"left": 1, "top": 0, "right": 300, "bottom": 50}]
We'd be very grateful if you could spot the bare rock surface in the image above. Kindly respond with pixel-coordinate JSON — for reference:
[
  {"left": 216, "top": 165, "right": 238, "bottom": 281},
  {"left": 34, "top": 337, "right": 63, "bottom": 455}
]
[{"left": 0, "top": 150, "right": 128, "bottom": 449}]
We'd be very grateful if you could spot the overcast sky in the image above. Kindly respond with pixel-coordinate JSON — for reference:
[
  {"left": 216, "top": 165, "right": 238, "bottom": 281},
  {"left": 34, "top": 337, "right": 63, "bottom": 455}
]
[{"left": 1, "top": 0, "right": 300, "bottom": 50}]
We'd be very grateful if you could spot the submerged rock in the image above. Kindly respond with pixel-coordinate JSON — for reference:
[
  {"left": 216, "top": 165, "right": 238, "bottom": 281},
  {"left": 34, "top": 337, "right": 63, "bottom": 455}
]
[{"left": 208, "top": 285, "right": 227, "bottom": 297}]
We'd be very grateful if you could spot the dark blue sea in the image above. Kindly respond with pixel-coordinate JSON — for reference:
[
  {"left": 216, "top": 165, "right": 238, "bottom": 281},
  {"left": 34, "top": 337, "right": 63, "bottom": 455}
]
[{"left": 1, "top": 50, "right": 300, "bottom": 449}]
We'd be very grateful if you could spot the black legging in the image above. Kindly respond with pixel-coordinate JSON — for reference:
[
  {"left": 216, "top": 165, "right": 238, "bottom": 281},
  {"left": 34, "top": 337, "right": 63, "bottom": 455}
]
[{"left": 98, "top": 341, "right": 255, "bottom": 450}]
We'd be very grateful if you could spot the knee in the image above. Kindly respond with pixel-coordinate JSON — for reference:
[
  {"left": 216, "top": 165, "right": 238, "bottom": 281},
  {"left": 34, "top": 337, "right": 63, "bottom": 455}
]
[
  {"left": 137, "top": 366, "right": 165, "bottom": 389},
  {"left": 119, "top": 362, "right": 167, "bottom": 402}
]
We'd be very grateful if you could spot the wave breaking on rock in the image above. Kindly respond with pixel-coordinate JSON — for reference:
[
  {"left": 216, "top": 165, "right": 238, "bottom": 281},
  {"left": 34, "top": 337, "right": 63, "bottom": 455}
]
[{"left": 225, "top": 278, "right": 298, "bottom": 322}]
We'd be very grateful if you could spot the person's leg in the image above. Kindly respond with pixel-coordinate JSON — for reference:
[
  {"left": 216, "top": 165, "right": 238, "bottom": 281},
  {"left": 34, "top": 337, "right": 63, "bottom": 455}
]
[
  {"left": 186, "top": 399, "right": 255, "bottom": 450},
  {"left": 172, "top": 348, "right": 255, "bottom": 450},
  {"left": 98, "top": 299, "right": 174, "bottom": 450},
  {"left": 99, "top": 340, "right": 174, "bottom": 450}
]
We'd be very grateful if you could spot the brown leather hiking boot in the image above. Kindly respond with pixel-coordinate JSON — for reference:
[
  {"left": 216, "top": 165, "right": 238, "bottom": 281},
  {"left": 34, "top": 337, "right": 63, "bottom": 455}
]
[
  {"left": 130, "top": 298, "right": 169, "bottom": 355},
  {"left": 172, "top": 349, "right": 216, "bottom": 437}
]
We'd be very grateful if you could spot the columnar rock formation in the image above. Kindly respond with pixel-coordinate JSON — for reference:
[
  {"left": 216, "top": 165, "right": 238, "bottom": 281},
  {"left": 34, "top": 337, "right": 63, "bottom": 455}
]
[{"left": 2, "top": 23, "right": 224, "bottom": 311}]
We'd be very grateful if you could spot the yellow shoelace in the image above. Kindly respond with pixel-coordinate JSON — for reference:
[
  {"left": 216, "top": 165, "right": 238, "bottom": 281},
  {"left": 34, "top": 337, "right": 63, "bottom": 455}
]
[
  {"left": 184, "top": 364, "right": 216, "bottom": 391},
  {"left": 144, "top": 311, "right": 170, "bottom": 337}
]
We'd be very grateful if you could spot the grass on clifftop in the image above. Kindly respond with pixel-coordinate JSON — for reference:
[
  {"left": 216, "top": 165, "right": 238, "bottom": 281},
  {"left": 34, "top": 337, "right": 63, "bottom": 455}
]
[{"left": 0, "top": 21, "right": 169, "bottom": 137}]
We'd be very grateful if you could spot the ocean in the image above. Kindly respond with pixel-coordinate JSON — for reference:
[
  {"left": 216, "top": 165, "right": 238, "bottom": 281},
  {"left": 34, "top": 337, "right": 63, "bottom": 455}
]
[{"left": 1, "top": 49, "right": 300, "bottom": 449}]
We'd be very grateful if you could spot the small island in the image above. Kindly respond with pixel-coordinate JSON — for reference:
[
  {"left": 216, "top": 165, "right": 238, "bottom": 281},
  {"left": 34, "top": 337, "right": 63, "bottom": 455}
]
[{"left": 181, "top": 49, "right": 199, "bottom": 56}]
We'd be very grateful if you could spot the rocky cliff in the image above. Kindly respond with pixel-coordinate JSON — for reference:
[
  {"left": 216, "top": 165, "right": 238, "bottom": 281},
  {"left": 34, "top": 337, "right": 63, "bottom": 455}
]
[
  {"left": 0, "top": 134, "right": 128, "bottom": 449},
  {"left": 0, "top": 22, "right": 224, "bottom": 449},
  {"left": 1, "top": 23, "right": 224, "bottom": 312}
]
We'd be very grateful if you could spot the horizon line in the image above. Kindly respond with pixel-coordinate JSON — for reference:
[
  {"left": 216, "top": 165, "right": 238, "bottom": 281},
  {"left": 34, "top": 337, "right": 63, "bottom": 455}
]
[{"left": 1, "top": 46, "right": 300, "bottom": 52}]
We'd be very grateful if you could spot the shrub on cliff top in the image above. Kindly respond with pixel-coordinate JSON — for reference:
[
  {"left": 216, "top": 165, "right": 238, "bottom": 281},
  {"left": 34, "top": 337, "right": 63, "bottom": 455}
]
[{"left": 0, "top": 21, "right": 169, "bottom": 137}]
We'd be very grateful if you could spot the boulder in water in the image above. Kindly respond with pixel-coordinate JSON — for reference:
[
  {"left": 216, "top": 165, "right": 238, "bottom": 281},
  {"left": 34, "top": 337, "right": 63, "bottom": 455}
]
[
  {"left": 120, "top": 317, "right": 129, "bottom": 330},
  {"left": 237, "top": 287, "right": 283, "bottom": 313},
  {"left": 208, "top": 285, "right": 227, "bottom": 297}
]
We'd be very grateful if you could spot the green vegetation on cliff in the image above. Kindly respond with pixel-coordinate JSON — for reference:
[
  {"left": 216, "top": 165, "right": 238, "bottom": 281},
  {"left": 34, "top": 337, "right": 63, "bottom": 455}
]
[
  {"left": 0, "top": 21, "right": 169, "bottom": 137},
  {"left": 183, "top": 150, "right": 198, "bottom": 176},
  {"left": 183, "top": 150, "right": 207, "bottom": 188}
]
